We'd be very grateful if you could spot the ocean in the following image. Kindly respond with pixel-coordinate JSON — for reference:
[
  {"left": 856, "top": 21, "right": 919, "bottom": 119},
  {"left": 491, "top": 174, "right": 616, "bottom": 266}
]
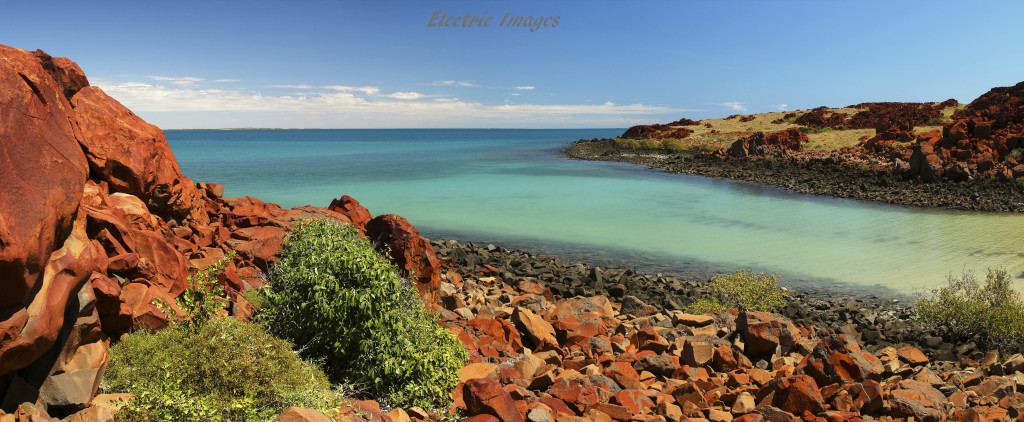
[{"left": 168, "top": 128, "right": 1024, "bottom": 296}]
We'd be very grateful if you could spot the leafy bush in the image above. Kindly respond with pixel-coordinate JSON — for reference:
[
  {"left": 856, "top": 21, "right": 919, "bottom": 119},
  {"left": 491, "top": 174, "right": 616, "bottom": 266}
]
[
  {"left": 154, "top": 252, "right": 235, "bottom": 331},
  {"left": 798, "top": 126, "right": 831, "bottom": 134},
  {"left": 258, "top": 219, "right": 467, "bottom": 410},
  {"left": 916, "top": 268, "right": 1024, "bottom": 353},
  {"left": 710, "top": 269, "right": 787, "bottom": 312},
  {"left": 662, "top": 139, "right": 691, "bottom": 152},
  {"left": 1010, "top": 148, "right": 1024, "bottom": 161},
  {"left": 104, "top": 317, "right": 344, "bottom": 421},
  {"left": 1016, "top": 176, "right": 1024, "bottom": 188},
  {"left": 614, "top": 138, "right": 641, "bottom": 148},
  {"left": 683, "top": 297, "right": 728, "bottom": 314},
  {"left": 639, "top": 139, "right": 662, "bottom": 150}
]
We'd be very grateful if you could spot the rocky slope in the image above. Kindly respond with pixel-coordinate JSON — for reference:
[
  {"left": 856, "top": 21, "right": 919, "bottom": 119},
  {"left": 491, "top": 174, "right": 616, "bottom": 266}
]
[{"left": 1, "top": 45, "right": 1023, "bottom": 422}]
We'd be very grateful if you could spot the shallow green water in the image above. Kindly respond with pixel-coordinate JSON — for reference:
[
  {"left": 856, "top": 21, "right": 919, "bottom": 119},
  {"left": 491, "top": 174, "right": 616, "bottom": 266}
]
[{"left": 168, "top": 129, "right": 1024, "bottom": 296}]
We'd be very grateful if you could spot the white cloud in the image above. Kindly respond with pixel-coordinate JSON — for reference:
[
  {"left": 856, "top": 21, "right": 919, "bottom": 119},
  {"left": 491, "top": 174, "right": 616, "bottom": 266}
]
[
  {"left": 321, "top": 85, "right": 381, "bottom": 95},
  {"left": 718, "top": 101, "right": 747, "bottom": 111},
  {"left": 426, "top": 80, "right": 480, "bottom": 88},
  {"left": 212, "top": 79, "right": 240, "bottom": 83},
  {"left": 95, "top": 80, "right": 695, "bottom": 128},
  {"left": 776, "top": 104, "right": 788, "bottom": 111},
  {"left": 515, "top": 86, "right": 535, "bottom": 90},
  {"left": 271, "top": 84, "right": 313, "bottom": 89},
  {"left": 510, "top": 93, "right": 521, "bottom": 96},
  {"left": 385, "top": 91, "right": 428, "bottom": 100},
  {"left": 148, "top": 76, "right": 204, "bottom": 86}
]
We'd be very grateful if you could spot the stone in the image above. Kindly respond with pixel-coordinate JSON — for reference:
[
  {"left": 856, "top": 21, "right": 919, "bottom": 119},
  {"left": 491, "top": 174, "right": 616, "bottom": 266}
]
[
  {"left": 72, "top": 86, "right": 207, "bottom": 223},
  {"left": 525, "top": 408, "right": 553, "bottom": 422},
  {"left": 464, "top": 378, "right": 524, "bottom": 422},
  {"left": 611, "top": 389, "right": 655, "bottom": 415},
  {"left": 732, "top": 391, "right": 756, "bottom": 414},
  {"left": 897, "top": 346, "right": 929, "bottom": 366},
  {"left": 0, "top": 45, "right": 94, "bottom": 376},
  {"left": 512, "top": 308, "right": 558, "bottom": 350},
  {"left": 328, "top": 195, "right": 373, "bottom": 231},
  {"left": 273, "top": 407, "right": 333, "bottom": 422},
  {"left": 737, "top": 311, "right": 801, "bottom": 357},
  {"left": 798, "top": 334, "right": 882, "bottom": 387},
  {"left": 888, "top": 380, "right": 947, "bottom": 422},
  {"left": 366, "top": 214, "right": 442, "bottom": 299},
  {"left": 460, "top": 363, "right": 500, "bottom": 383},
  {"left": 755, "top": 375, "right": 824, "bottom": 415}
]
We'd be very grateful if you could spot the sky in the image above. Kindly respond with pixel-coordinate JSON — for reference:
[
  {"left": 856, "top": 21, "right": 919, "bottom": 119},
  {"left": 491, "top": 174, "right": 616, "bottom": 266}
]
[{"left": 2, "top": 0, "right": 1022, "bottom": 129}]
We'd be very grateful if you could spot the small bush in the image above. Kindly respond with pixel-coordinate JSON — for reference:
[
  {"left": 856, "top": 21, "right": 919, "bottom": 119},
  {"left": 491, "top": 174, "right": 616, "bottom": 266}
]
[
  {"left": 259, "top": 219, "right": 467, "bottom": 410},
  {"left": 1016, "top": 176, "right": 1024, "bottom": 188},
  {"left": 104, "top": 318, "right": 344, "bottom": 421},
  {"left": 639, "top": 139, "right": 662, "bottom": 149},
  {"left": 154, "top": 252, "right": 235, "bottom": 331},
  {"left": 683, "top": 297, "right": 728, "bottom": 314},
  {"left": 798, "top": 126, "right": 832, "bottom": 134},
  {"left": 614, "top": 138, "right": 641, "bottom": 148},
  {"left": 1009, "top": 148, "right": 1024, "bottom": 161},
  {"left": 662, "top": 139, "right": 691, "bottom": 152},
  {"left": 710, "top": 269, "right": 787, "bottom": 312},
  {"left": 916, "top": 268, "right": 1024, "bottom": 353}
]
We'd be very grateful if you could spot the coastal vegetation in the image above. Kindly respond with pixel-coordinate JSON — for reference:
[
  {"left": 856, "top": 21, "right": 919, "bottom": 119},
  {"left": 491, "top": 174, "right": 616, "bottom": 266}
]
[
  {"left": 684, "top": 269, "right": 788, "bottom": 313},
  {"left": 103, "top": 256, "right": 345, "bottom": 421},
  {"left": 916, "top": 268, "right": 1024, "bottom": 353},
  {"left": 257, "top": 219, "right": 467, "bottom": 410}
]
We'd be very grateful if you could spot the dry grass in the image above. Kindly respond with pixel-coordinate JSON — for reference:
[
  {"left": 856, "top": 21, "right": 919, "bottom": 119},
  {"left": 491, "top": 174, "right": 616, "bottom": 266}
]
[{"left": 638, "top": 103, "right": 962, "bottom": 153}]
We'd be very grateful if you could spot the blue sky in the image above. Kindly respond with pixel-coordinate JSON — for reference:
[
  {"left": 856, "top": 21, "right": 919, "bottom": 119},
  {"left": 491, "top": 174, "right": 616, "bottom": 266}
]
[{"left": 2, "top": 0, "right": 1022, "bottom": 128}]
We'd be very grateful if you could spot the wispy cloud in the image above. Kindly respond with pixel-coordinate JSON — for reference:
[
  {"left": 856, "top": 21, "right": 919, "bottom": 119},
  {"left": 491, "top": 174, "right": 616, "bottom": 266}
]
[
  {"left": 96, "top": 79, "right": 694, "bottom": 128},
  {"left": 148, "top": 76, "right": 204, "bottom": 86},
  {"left": 515, "top": 86, "right": 535, "bottom": 90},
  {"left": 426, "top": 80, "right": 480, "bottom": 88},
  {"left": 384, "top": 91, "right": 429, "bottom": 100},
  {"left": 718, "top": 101, "right": 747, "bottom": 111},
  {"left": 271, "top": 84, "right": 313, "bottom": 89},
  {"left": 212, "top": 79, "right": 240, "bottom": 83},
  {"left": 322, "top": 85, "right": 381, "bottom": 95},
  {"left": 776, "top": 104, "right": 788, "bottom": 111}
]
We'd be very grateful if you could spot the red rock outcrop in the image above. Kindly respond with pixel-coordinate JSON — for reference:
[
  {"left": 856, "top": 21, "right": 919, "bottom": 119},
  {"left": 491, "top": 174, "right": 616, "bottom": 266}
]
[
  {"left": 366, "top": 214, "right": 442, "bottom": 300},
  {"left": 620, "top": 121, "right": 695, "bottom": 140},
  {"left": 72, "top": 86, "right": 208, "bottom": 224},
  {"left": 726, "top": 127, "right": 808, "bottom": 157}
]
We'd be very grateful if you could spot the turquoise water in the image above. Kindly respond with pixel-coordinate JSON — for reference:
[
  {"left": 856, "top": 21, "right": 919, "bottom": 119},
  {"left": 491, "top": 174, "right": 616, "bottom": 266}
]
[{"left": 168, "top": 129, "right": 1024, "bottom": 296}]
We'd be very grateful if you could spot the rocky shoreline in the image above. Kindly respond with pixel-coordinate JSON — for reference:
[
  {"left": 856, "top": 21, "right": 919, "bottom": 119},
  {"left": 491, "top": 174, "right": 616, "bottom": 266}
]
[
  {"left": 431, "top": 239, "right": 967, "bottom": 361},
  {"left": 563, "top": 138, "right": 1024, "bottom": 212}
]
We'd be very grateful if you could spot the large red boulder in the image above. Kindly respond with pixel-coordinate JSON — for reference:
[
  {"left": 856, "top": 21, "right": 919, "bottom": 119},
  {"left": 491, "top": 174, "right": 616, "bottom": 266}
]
[
  {"left": 737, "top": 311, "right": 802, "bottom": 357},
  {"left": 463, "top": 378, "right": 524, "bottom": 422},
  {"left": 0, "top": 45, "right": 97, "bottom": 376},
  {"left": 71, "top": 86, "right": 208, "bottom": 224},
  {"left": 0, "top": 45, "right": 89, "bottom": 310},
  {"left": 328, "top": 195, "right": 373, "bottom": 231},
  {"left": 798, "top": 334, "right": 883, "bottom": 387},
  {"left": 365, "top": 214, "right": 441, "bottom": 299},
  {"left": 756, "top": 375, "right": 825, "bottom": 415}
]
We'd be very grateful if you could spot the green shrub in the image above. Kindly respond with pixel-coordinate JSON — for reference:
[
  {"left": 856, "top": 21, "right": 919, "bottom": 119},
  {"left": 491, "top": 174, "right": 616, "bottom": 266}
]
[
  {"left": 916, "top": 268, "right": 1024, "bottom": 353},
  {"left": 662, "top": 139, "right": 691, "bottom": 152},
  {"left": 104, "top": 317, "right": 344, "bottom": 421},
  {"left": 153, "top": 252, "right": 235, "bottom": 331},
  {"left": 258, "top": 219, "right": 467, "bottom": 410},
  {"left": 1009, "top": 148, "right": 1024, "bottom": 161},
  {"left": 1016, "top": 176, "right": 1024, "bottom": 188},
  {"left": 614, "top": 138, "right": 641, "bottom": 148},
  {"left": 639, "top": 139, "right": 662, "bottom": 149},
  {"left": 710, "top": 269, "right": 787, "bottom": 312},
  {"left": 798, "top": 126, "right": 831, "bottom": 134},
  {"left": 683, "top": 297, "right": 728, "bottom": 314}
]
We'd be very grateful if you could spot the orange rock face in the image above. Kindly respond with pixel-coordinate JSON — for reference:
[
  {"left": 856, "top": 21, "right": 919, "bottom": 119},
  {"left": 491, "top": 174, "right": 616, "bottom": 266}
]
[
  {"left": 366, "top": 214, "right": 442, "bottom": 299},
  {"left": 72, "top": 86, "right": 208, "bottom": 224}
]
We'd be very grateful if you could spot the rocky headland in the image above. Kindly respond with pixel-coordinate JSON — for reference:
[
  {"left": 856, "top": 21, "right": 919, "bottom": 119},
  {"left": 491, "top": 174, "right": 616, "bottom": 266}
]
[
  {"left": 565, "top": 87, "right": 1024, "bottom": 212},
  {"left": 1, "top": 44, "right": 1023, "bottom": 422}
]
